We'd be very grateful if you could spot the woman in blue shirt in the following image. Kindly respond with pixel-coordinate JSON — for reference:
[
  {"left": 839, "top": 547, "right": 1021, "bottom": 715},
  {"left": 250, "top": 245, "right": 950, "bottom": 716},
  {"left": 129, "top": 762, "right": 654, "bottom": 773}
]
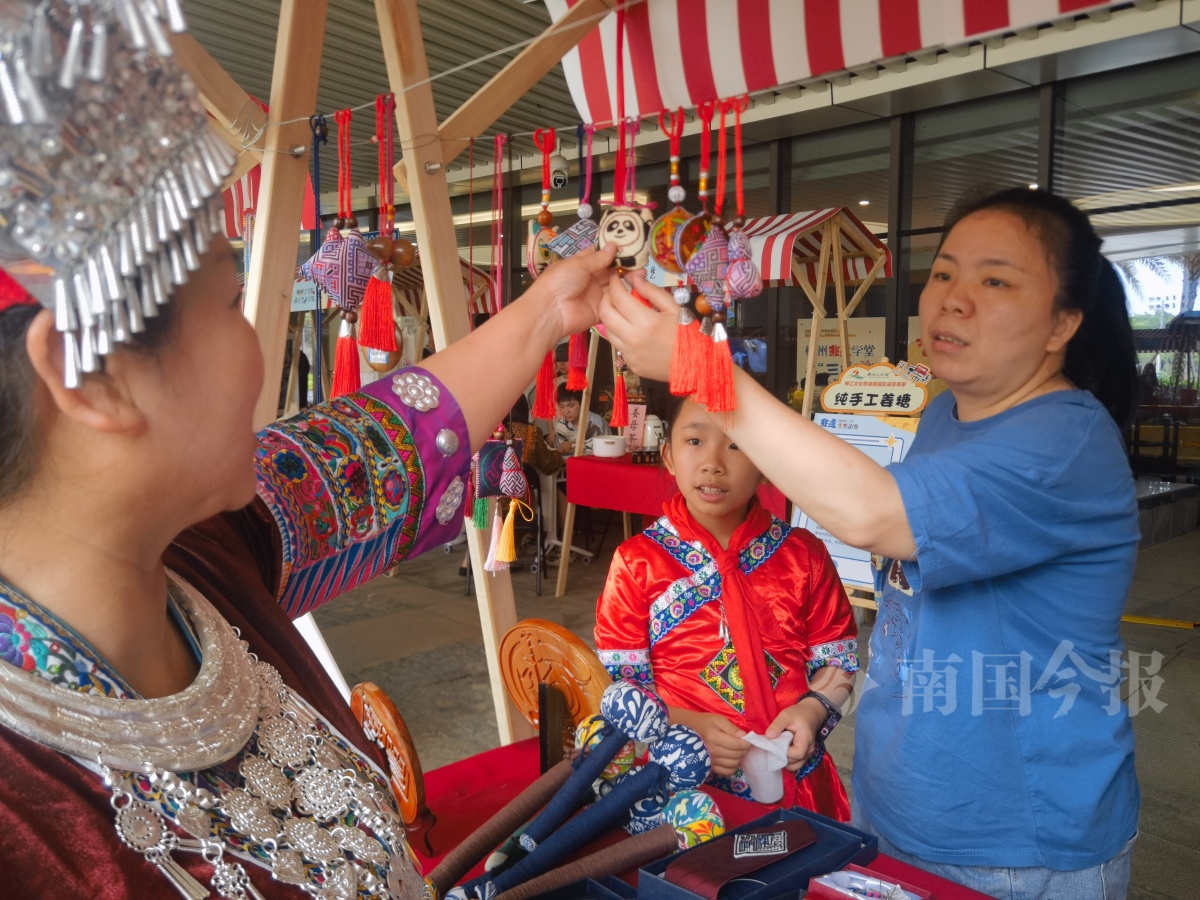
[{"left": 602, "top": 188, "right": 1140, "bottom": 900}]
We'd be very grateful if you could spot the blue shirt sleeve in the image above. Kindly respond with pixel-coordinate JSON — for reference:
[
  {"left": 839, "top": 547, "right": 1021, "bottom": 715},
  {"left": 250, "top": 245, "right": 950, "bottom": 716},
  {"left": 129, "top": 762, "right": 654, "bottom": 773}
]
[{"left": 890, "top": 393, "right": 1134, "bottom": 593}]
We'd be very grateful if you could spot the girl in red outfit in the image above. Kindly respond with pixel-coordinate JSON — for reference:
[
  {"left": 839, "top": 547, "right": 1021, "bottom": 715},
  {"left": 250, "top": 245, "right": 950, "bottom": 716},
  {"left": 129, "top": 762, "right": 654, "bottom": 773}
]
[{"left": 594, "top": 397, "right": 858, "bottom": 819}]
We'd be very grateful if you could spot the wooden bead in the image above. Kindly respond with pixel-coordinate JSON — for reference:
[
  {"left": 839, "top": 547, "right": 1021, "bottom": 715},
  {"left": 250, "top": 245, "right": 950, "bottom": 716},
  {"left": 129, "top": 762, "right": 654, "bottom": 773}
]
[
  {"left": 365, "top": 235, "right": 395, "bottom": 261},
  {"left": 343, "top": 309, "right": 358, "bottom": 324},
  {"left": 345, "top": 215, "right": 359, "bottom": 229},
  {"left": 333, "top": 217, "right": 346, "bottom": 230},
  {"left": 711, "top": 309, "right": 726, "bottom": 325},
  {"left": 537, "top": 208, "right": 555, "bottom": 227},
  {"left": 731, "top": 216, "right": 745, "bottom": 229},
  {"left": 694, "top": 296, "right": 712, "bottom": 317},
  {"left": 390, "top": 238, "right": 415, "bottom": 268}
]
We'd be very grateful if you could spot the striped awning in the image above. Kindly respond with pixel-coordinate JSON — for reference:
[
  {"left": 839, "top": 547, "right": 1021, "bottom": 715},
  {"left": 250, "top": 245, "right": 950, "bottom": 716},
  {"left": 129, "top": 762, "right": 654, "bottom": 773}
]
[
  {"left": 223, "top": 165, "right": 317, "bottom": 239},
  {"left": 741, "top": 208, "right": 891, "bottom": 287},
  {"left": 543, "top": 0, "right": 1122, "bottom": 123}
]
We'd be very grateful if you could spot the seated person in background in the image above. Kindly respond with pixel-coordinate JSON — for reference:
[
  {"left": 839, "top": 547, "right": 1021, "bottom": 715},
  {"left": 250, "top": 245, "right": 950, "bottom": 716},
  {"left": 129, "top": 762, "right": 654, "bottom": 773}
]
[
  {"left": 594, "top": 396, "right": 858, "bottom": 820},
  {"left": 554, "top": 384, "right": 607, "bottom": 455}
]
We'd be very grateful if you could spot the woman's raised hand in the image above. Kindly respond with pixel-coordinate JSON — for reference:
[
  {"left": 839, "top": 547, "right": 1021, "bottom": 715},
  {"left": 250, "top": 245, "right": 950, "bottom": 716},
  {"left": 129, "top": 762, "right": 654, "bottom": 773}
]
[
  {"left": 599, "top": 269, "right": 677, "bottom": 382},
  {"left": 528, "top": 244, "right": 616, "bottom": 341}
]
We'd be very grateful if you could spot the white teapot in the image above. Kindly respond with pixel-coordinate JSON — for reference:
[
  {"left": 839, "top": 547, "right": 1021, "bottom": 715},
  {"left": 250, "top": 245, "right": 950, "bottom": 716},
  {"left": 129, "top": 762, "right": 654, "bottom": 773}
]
[{"left": 641, "top": 414, "right": 665, "bottom": 450}]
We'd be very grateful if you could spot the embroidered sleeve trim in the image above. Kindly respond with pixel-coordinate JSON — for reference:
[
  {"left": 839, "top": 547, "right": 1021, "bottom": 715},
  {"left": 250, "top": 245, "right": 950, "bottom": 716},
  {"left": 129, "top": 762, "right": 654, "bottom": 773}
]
[
  {"left": 806, "top": 638, "right": 861, "bottom": 679},
  {"left": 255, "top": 368, "right": 469, "bottom": 618},
  {"left": 597, "top": 648, "right": 654, "bottom": 686}
]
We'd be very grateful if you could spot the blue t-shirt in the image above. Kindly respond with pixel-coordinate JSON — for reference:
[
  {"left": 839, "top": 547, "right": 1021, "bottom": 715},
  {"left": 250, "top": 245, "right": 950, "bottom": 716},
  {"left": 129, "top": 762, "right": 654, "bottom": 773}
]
[{"left": 853, "top": 389, "right": 1139, "bottom": 870}]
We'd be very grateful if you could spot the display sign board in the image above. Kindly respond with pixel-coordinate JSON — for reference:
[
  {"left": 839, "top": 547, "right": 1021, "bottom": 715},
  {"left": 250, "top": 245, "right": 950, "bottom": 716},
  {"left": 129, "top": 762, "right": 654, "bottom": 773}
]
[
  {"left": 291, "top": 280, "right": 319, "bottom": 312},
  {"left": 791, "top": 414, "right": 918, "bottom": 588},
  {"left": 820, "top": 362, "right": 928, "bottom": 416},
  {"left": 796, "top": 316, "right": 923, "bottom": 378},
  {"left": 624, "top": 403, "right": 648, "bottom": 449}
]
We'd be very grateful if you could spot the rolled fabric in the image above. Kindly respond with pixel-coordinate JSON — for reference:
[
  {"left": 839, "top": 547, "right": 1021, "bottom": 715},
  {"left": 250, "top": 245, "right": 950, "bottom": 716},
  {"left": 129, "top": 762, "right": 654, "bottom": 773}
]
[
  {"left": 663, "top": 789, "right": 725, "bottom": 849},
  {"left": 491, "top": 824, "right": 678, "bottom": 900},
  {"left": 482, "top": 763, "right": 670, "bottom": 898},
  {"left": 517, "top": 682, "right": 668, "bottom": 854},
  {"left": 428, "top": 757, "right": 574, "bottom": 897}
]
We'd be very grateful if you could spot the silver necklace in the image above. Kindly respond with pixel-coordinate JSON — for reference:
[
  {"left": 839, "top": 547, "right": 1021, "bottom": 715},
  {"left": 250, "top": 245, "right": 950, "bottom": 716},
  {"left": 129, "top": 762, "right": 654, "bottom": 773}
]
[{"left": 0, "top": 575, "right": 424, "bottom": 900}]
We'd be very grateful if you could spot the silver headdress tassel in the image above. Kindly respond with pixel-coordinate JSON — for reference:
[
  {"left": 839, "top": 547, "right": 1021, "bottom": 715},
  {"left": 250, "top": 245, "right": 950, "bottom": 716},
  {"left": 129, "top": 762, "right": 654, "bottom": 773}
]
[{"left": 0, "top": 0, "right": 236, "bottom": 386}]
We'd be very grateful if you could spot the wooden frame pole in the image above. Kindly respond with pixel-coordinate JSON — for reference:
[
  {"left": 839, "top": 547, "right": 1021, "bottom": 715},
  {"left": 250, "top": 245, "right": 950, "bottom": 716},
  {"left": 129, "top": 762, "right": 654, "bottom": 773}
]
[
  {"left": 555, "top": 330, "right": 602, "bottom": 598},
  {"left": 377, "top": 0, "right": 532, "bottom": 745},
  {"left": 243, "top": 0, "right": 328, "bottom": 428}
]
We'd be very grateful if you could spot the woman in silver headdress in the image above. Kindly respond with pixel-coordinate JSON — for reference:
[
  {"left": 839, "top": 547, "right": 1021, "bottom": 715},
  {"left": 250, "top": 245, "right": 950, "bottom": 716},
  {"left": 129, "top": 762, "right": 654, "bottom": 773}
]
[{"left": 0, "top": 2, "right": 613, "bottom": 897}]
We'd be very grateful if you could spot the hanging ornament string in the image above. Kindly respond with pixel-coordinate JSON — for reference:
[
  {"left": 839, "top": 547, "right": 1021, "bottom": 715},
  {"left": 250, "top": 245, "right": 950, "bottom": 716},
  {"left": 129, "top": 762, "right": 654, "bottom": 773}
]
[
  {"left": 660, "top": 108, "right": 685, "bottom": 204},
  {"left": 612, "top": 1, "right": 627, "bottom": 206},
  {"left": 490, "top": 134, "right": 507, "bottom": 310},
  {"left": 534, "top": 127, "right": 557, "bottom": 220},
  {"left": 733, "top": 95, "right": 749, "bottom": 224},
  {"left": 334, "top": 108, "right": 353, "bottom": 226},
  {"left": 623, "top": 117, "right": 641, "bottom": 204},
  {"left": 580, "top": 124, "right": 595, "bottom": 216},
  {"left": 309, "top": 115, "right": 327, "bottom": 402},
  {"left": 468, "top": 136, "right": 477, "bottom": 322},
  {"left": 696, "top": 101, "right": 716, "bottom": 212},
  {"left": 714, "top": 100, "right": 730, "bottom": 223},
  {"left": 375, "top": 93, "right": 396, "bottom": 234}
]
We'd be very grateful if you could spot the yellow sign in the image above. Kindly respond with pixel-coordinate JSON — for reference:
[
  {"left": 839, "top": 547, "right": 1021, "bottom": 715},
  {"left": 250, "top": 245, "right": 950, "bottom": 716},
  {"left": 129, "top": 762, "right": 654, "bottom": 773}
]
[{"left": 820, "top": 362, "right": 928, "bottom": 416}]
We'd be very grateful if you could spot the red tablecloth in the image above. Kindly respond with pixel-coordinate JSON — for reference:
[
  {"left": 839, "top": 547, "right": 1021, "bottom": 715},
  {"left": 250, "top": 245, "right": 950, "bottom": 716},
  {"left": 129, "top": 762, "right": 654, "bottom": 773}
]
[
  {"left": 566, "top": 455, "right": 787, "bottom": 520},
  {"left": 416, "top": 737, "right": 990, "bottom": 898}
]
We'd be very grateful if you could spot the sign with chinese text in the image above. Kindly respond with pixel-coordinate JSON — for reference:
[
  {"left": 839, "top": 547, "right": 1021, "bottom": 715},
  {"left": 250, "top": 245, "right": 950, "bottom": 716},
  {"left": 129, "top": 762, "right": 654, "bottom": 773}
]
[
  {"left": 796, "top": 316, "right": 924, "bottom": 378},
  {"left": 624, "top": 403, "right": 648, "bottom": 449},
  {"left": 291, "top": 279, "right": 319, "bottom": 312},
  {"left": 820, "top": 363, "right": 928, "bottom": 416},
  {"left": 792, "top": 414, "right": 918, "bottom": 588}
]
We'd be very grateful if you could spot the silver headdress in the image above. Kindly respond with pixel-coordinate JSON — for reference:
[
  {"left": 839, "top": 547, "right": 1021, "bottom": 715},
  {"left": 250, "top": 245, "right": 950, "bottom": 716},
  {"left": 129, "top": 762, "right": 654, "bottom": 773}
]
[{"left": 0, "top": 0, "right": 236, "bottom": 386}]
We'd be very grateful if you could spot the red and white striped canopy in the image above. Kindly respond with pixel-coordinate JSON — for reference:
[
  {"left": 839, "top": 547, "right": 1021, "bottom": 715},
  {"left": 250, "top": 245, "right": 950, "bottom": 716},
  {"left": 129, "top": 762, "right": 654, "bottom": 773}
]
[
  {"left": 223, "top": 164, "right": 317, "bottom": 239},
  {"left": 741, "top": 208, "right": 891, "bottom": 287},
  {"left": 544, "top": 0, "right": 1122, "bottom": 123}
]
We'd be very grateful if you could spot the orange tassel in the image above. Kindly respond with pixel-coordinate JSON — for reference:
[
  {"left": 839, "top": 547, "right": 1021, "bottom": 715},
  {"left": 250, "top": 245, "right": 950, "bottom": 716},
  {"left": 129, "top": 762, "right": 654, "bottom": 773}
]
[
  {"left": 358, "top": 274, "right": 397, "bottom": 352},
  {"left": 669, "top": 316, "right": 702, "bottom": 397},
  {"left": 331, "top": 319, "right": 361, "bottom": 397},
  {"left": 610, "top": 370, "right": 629, "bottom": 428},
  {"left": 532, "top": 350, "right": 558, "bottom": 419},
  {"left": 566, "top": 332, "right": 588, "bottom": 390},
  {"left": 704, "top": 323, "right": 737, "bottom": 413}
]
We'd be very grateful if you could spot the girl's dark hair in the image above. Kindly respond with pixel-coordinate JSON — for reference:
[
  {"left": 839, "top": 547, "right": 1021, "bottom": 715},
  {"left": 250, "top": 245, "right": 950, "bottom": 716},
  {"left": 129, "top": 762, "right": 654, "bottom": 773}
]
[
  {"left": 941, "top": 188, "right": 1138, "bottom": 429},
  {"left": 0, "top": 297, "right": 177, "bottom": 507},
  {"left": 662, "top": 393, "right": 687, "bottom": 440}
]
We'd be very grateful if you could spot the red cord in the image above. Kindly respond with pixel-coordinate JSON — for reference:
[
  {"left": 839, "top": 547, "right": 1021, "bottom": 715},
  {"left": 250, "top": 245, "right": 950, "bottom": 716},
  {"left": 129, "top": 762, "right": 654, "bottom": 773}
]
[
  {"left": 614, "top": 3, "right": 627, "bottom": 205},
  {"left": 734, "top": 95, "right": 749, "bottom": 219},
  {"left": 697, "top": 101, "right": 715, "bottom": 210},
  {"left": 335, "top": 108, "right": 352, "bottom": 219},
  {"left": 715, "top": 100, "right": 731, "bottom": 220},
  {"left": 660, "top": 108, "right": 684, "bottom": 159},
  {"left": 375, "top": 94, "right": 395, "bottom": 232},
  {"left": 533, "top": 127, "right": 557, "bottom": 194}
]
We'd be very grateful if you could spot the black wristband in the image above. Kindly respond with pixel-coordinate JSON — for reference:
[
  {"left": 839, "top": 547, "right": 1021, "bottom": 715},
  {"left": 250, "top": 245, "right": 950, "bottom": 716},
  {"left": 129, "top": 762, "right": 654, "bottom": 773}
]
[{"left": 801, "top": 689, "right": 842, "bottom": 741}]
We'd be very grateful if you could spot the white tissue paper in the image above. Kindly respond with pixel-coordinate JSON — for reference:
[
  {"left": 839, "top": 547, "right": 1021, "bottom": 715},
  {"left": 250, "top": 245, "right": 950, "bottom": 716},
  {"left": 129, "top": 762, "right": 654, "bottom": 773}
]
[{"left": 740, "top": 731, "right": 793, "bottom": 803}]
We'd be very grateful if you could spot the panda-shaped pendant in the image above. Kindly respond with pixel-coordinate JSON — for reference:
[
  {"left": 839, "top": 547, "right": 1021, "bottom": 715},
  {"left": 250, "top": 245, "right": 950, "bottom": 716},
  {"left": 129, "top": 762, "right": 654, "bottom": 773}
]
[{"left": 596, "top": 205, "right": 655, "bottom": 271}]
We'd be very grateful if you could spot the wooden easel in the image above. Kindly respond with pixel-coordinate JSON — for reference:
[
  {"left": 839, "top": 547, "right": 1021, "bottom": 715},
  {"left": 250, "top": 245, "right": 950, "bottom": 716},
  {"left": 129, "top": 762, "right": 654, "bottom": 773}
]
[{"left": 175, "top": 0, "right": 618, "bottom": 745}]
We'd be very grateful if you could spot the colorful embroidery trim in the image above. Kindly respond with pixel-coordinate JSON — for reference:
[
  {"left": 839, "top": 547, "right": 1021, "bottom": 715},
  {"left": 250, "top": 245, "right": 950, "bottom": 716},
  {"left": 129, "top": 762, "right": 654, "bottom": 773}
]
[
  {"left": 598, "top": 648, "right": 654, "bottom": 686},
  {"left": 700, "top": 640, "right": 786, "bottom": 714},
  {"left": 256, "top": 393, "right": 426, "bottom": 615},
  {"left": 806, "top": 638, "right": 860, "bottom": 680}
]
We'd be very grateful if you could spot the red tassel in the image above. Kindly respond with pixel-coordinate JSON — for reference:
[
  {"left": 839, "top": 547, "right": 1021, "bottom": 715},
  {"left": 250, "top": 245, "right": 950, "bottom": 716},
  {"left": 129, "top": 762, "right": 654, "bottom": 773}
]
[
  {"left": 610, "top": 371, "right": 629, "bottom": 428},
  {"left": 532, "top": 350, "right": 558, "bottom": 420},
  {"left": 704, "top": 326, "right": 737, "bottom": 413},
  {"left": 566, "top": 332, "right": 588, "bottom": 390},
  {"left": 669, "top": 317, "right": 703, "bottom": 397},
  {"left": 331, "top": 321, "right": 361, "bottom": 398},
  {"left": 358, "top": 274, "right": 397, "bottom": 352}
]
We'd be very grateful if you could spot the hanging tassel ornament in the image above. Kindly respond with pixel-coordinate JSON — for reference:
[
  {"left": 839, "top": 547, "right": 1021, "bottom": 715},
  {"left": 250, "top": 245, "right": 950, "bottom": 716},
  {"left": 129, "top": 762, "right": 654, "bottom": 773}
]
[
  {"left": 359, "top": 93, "right": 405, "bottom": 353},
  {"left": 528, "top": 128, "right": 559, "bottom": 279},
  {"left": 532, "top": 349, "right": 558, "bottom": 420},
  {"left": 331, "top": 317, "right": 361, "bottom": 398},
  {"left": 649, "top": 109, "right": 690, "bottom": 275},
  {"left": 670, "top": 102, "right": 718, "bottom": 399},
  {"left": 484, "top": 504, "right": 508, "bottom": 573},
  {"left": 548, "top": 124, "right": 600, "bottom": 261},
  {"left": 566, "top": 331, "right": 588, "bottom": 390},
  {"left": 610, "top": 353, "right": 630, "bottom": 429}
]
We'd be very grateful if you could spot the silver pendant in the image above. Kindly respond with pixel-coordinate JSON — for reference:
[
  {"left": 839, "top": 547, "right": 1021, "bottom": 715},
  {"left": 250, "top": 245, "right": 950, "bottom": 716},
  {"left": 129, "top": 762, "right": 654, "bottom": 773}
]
[
  {"left": 240, "top": 756, "right": 292, "bottom": 810},
  {"left": 113, "top": 800, "right": 208, "bottom": 900}
]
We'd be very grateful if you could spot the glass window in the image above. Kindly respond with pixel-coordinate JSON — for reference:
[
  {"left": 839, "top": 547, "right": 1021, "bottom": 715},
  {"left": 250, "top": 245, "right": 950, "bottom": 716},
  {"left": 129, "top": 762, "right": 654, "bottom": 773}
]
[{"left": 911, "top": 90, "right": 1040, "bottom": 232}]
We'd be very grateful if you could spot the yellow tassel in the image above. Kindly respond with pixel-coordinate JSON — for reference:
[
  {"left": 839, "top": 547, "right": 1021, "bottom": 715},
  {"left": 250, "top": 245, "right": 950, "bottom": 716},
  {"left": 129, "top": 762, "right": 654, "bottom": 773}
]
[{"left": 497, "top": 498, "right": 533, "bottom": 565}]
